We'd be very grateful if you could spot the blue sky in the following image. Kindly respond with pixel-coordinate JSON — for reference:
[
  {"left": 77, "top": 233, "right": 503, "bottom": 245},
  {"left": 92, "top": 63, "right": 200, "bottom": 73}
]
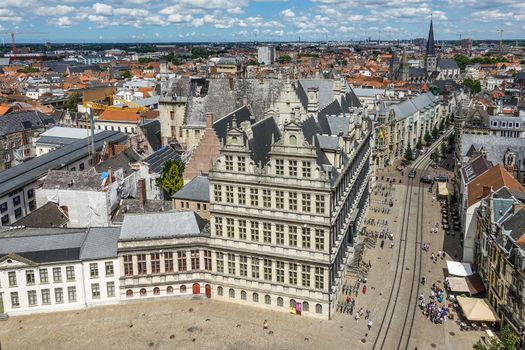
[{"left": 0, "top": 0, "right": 524, "bottom": 43}]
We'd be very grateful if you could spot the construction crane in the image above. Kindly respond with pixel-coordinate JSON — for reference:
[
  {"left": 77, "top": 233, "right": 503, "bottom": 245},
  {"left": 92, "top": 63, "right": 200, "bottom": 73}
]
[
  {"left": 497, "top": 29, "right": 504, "bottom": 52},
  {"left": 82, "top": 101, "right": 148, "bottom": 163},
  {"left": 112, "top": 98, "right": 149, "bottom": 112},
  {"left": 0, "top": 31, "right": 47, "bottom": 60}
]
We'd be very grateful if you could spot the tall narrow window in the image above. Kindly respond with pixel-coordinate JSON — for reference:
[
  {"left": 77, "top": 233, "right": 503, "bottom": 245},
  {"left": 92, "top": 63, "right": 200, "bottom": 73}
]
[
  {"left": 151, "top": 253, "right": 160, "bottom": 274},
  {"left": 302, "top": 161, "right": 311, "bottom": 177},
  {"left": 105, "top": 262, "right": 114, "bottom": 276},
  {"left": 28, "top": 291, "right": 37, "bottom": 306},
  {"left": 216, "top": 252, "right": 224, "bottom": 273},
  {"left": 263, "top": 259, "right": 272, "bottom": 281},
  {"left": 315, "top": 267, "right": 324, "bottom": 289},
  {"left": 289, "top": 192, "right": 297, "bottom": 211},
  {"left": 41, "top": 289, "right": 51, "bottom": 304},
  {"left": 204, "top": 250, "right": 212, "bottom": 271},
  {"left": 315, "top": 229, "right": 325, "bottom": 251},
  {"left": 237, "top": 156, "right": 246, "bottom": 172},
  {"left": 302, "top": 265, "right": 311, "bottom": 287},
  {"left": 26, "top": 270, "right": 35, "bottom": 285},
  {"left": 10, "top": 292, "right": 19, "bottom": 308},
  {"left": 53, "top": 267, "right": 62, "bottom": 282},
  {"left": 276, "top": 261, "right": 285, "bottom": 283},
  {"left": 289, "top": 263, "right": 298, "bottom": 285},
  {"left": 89, "top": 263, "right": 99, "bottom": 278},
  {"left": 239, "top": 256, "right": 248, "bottom": 277},
  {"left": 251, "top": 258, "right": 260, "bottom": 279},
  {"left": 214, "top": 184, "right": 222, "bottom": 202},
  {"left": 263, "top": 189, "right": 271, "bottom": 208},
  {"left": 55, "top": 288, "right": 63, "bottom": 303},
  {"left": 225, "top": 155, "right": 233, "bottom": 171},
  {"left": 124, "top": 255, "right": 133, "bottom": 276},
  {"left": 302, "top": 227, "right": 311, "bottom": 249},
  {"left": 275, "top": 159, "right": 284, "bottom": 175},
  {"left": 177, "top": 251, "right": 187, "bottom": 271},
  {"left": 225, "top": 186, "right": 234, "bottom": 203},
  {"left": 250, "top": 188, "right": 259, "bottom": 206},
  {"left": 164, "top": 252, "right": 174, "bottom": 272},
  {"left": 263, "top": 223, "right": 272, "bottom": 243},
  {"left": 251, "top": 221, "right": 259, "bottom": 242},
  {"left": 215, "top": 217, "right": 223, "bottom": 236},
  {"left": 238, "top": 187, "right": 246, "bottom": 205},
  {"left": 275, "top": 224, "right": 284, "bottom": 245},
  {"left": 289, "top": 226, "right": 298, "bottom": 247},
  {"left": 302, "top": 193, "right": 311, "bottom": 212},
  {"left": 191, "top": 250, "right": 200, "bottom": 270},
  {"left": 8, "top": 271, "right": 16, "bottom": 287},
  {"left": 39, "top": 269, "right": 48, "bottom": 284},
  {"left": 239, "top": 219, "right": 247, "bottom": 240},
  {"left": 227, "top": 254, "right": 236, "bottom": 275},
  {"left": 289, "top": 160, "right": 297, "bottom": 176},
  {"left": 275, "top": 191, "right": 284, "bottom": 209},
  {"left": 137, "top": 254, "right": 147, "bottom": 275},
  {"left": 226, "top": 218, "right": 235, "bottom": 238},
  {"left": 315, "top": 195, "right": 325, "bottom": 214}
]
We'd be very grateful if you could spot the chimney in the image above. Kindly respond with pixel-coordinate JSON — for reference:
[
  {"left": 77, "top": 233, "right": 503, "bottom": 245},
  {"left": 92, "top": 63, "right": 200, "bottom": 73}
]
[
  {"left": 481, "top": 186, "right": 492, "bottom": 198},
  {"left": 137, "top": 178, "right": 147, "bottom": 208},
  {"left": 242, "top": 95, "right": 249, "bottom": 106},
  {"left": 307, "top": 87, "right": 319, "bottom": 114},
  {"left": 206, "top": 113, "right": 213, "bottom": 129}
]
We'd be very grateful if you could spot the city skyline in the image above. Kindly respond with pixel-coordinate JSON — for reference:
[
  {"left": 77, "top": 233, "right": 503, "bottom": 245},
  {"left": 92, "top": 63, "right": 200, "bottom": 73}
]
[{"left": 0, "top": 0, "right": 524, "bottom": 43}]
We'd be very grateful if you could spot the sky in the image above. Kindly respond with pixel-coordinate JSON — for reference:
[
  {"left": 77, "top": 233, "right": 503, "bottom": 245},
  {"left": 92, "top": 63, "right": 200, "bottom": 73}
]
[{"left": 0, "top": 0, "right": 525, "bottom": 43}]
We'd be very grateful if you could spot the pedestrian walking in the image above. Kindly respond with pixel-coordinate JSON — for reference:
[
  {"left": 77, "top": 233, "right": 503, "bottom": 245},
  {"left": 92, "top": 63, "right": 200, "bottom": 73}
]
[
  {"left": 390, "top": 241, "right": 394, "bottom": 248},
  {"left": 380, "top": 239, "right": 385, "bottom": 249},
  {"left": 263, "top": 320, "right": 268, "bottom": 330},
  {"left": 368, "top": 319, "right": 373, "bottom": 331},
  {"left": 362, "top": 285, "right": 367, "bottom": 295}
]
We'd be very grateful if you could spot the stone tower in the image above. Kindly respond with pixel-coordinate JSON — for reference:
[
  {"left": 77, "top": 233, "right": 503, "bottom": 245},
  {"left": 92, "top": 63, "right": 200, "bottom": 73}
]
[{"left": 425, "top": 18, "right": 437, "bottom": 73}]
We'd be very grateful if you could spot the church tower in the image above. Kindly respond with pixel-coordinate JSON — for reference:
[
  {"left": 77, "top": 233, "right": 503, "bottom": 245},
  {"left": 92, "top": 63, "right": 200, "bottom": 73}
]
[
  {"left": 425, "top": 17, "right": 437, "bottom": 73},
  {"left": 400, "top": 49, "right": 409, "bottom": 81}
]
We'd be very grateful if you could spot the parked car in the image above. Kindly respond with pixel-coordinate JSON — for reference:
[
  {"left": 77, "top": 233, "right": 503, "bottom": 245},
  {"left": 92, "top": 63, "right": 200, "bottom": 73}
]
[
  {"left": 420, "top": 175, "right": 432, "bottom": 183},
  {"left": 408, "top": 170, "right": 416, "bottom": 178},
  {"left": 434, "top": 175, "right": 449, "bottom": 182}
]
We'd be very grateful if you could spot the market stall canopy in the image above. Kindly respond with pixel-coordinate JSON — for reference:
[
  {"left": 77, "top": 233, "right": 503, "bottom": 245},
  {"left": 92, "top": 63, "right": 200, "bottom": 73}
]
[
  {"left": 466, "top": 273, "right": 486, "bottom": 295},
  {"left": 447, "top": 260, "right": 474, "bottom": 277},
  {"left": 447, "top": 277, "right": 470, "bottom": 293},
  {"left": 438, "top": 182, "right": 449, "bottom": 197},
  {"left": 457, "top": 297, "right": 499, "bottom": 322}
]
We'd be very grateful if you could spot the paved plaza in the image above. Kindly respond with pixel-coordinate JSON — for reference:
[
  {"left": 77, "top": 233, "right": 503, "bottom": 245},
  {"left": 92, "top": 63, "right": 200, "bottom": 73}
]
[{"left": 0, "top": 175, "right": 488, "bottom": 350}]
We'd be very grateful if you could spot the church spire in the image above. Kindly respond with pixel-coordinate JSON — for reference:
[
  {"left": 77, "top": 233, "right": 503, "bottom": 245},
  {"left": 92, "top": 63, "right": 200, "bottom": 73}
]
[{"left": 426, "top": 15, "right": 435, "bottom": 57}]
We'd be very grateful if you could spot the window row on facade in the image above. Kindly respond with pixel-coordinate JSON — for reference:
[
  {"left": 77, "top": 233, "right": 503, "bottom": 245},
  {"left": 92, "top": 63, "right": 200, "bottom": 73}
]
[
  {"left": 216, "top": 286, "right": 323, "bottom": 314},
  {"left": 6, "top": 262, "right": 114, "bottom": 287},
  {"left": 213, "top": 217, "right": 326, "bottom": 251},
  {"left": 223, "top": 155, "right": 313, "bottom": 179},
  {"left": 213, "top": 184, "right": 326, "bottom": 214},
  {"left": 9, "top": 282, "right": 116, "bottom": 309},
  {"left": 122, "top": 250, "right": 212, "bottom": 277}
]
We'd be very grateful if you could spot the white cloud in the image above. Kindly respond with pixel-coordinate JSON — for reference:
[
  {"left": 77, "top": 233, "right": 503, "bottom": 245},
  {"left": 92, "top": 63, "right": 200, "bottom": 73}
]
[
  {"left": 55, "top": 16, "right": 73, "bottom": 27},
  {"left": 35, "top": 5, "right": 75, "bottom": 16},
  {"left": 281, "top": 9, "right": 295, "bottom": 18},
  {"left": 92, "top": 3, "right": 112, "bottom": 15}
]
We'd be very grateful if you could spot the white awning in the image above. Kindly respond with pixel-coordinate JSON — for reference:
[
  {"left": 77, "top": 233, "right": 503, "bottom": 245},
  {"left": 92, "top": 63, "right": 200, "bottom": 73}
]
[{"left": 447, "top": 260, "right": 474, "bottom": 277}]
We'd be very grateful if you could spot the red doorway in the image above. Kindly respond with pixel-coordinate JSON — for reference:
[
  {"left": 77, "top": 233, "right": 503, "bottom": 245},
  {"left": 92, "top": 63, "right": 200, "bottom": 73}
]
[
  {"left": 205, "top": 284, "right": 211, "bottom": 298},
  {"left": 192, "top": 283, "right": 201, "bottom": 294}
]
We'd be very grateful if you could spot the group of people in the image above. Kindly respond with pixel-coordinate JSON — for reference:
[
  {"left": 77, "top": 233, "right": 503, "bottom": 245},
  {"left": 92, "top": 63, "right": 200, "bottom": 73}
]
[
  {"left": 418, "top": 282, "right": 450, "bottom": 324},
  {"left": 430, "top": 251, "right": 446, "bottom": 264}
]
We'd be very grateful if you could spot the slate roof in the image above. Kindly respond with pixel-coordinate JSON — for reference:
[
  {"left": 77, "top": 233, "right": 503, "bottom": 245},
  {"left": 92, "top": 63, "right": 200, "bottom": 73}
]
[
  {"left": 95, "top": 147, "right": 142, "bottom": 176},
  {"left": 248, "top": 116, "right": 281, "bottom": 166},
  {"left": 0, "top": 131, "right": 127, "bottom": 198},
  {"left": 142, "top": 146, "right": 180, "bottom": 174},
  {"left": 213, "top": 105, "right": 254, "bottom": 141},
  {"left": 460, "top": 134, "right": 525, "bottom": 171},
  {"left": 438, "top": 59, "right": 460, "bottom": 70},
  {"left": 173, "top": 175, "right": 209, "bottom": 202},
  {"left": 460, "top": 155, "right": 493, "bottom": 184},
  {"left": 492, "top": 198, "right": 515, "bottom": 224},
  {"left": 139, "top": 120, "right": 162, "bottom": 152},
  {"left": 11, "top": 202, "right": 69, "bottom": 228},
  {"left": 389, "top": 92, "right": 438, "bottom": 121},
  {"left": 409, "top": 68, "right": 428, "bottom": 78},
  {"left": 0, "top": 110, "right": 53, "bottom": 136},
  {"left": 504, "top": 209, "right": 525, "bottom": 244},
  {"left": 316, "top": 135, "right": 339, "bottom": 150},
  {"left": 35, "top": 136, "right": 79, "bottom": 147},
  {"left": 79, "top": 227, "right": 120, "bottom": 260},
  {"left": 0, "top": 58, "right": 10, "bottom": 67},
  {"left": 426, "top": 19, "right": 435, "bottom": 56},
  {"left": 111, "top": 199, "right": 173, "bottom": 225},
  {"left": 119, "top": 211, "right": 207, "bottom": 241}
]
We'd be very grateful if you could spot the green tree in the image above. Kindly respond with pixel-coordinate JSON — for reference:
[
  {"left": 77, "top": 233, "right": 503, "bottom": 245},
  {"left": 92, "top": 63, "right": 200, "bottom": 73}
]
[
  {"left": 156, "top": 159, "right": 185, "bottom": 197},
  {"left": 473, "top": 326, "right": 519, "bottom": 350},
  {"left": 17, "top": 66, "right": 39, "bottom": 73},
  {"left": 404, "top": 143, "right": 413, "bottom": 161},
  {"left": 191, "top": 47, "right": 209, "bottom": 59},
  {"left": 278, "top": 54, "right": 292, "bottom": 63},
  {"left": 248, "top": 59, "right": 258, "bottom": 66},
  {"left": 65, "top": 92, "right": 82, "bottom": 112},
  {"left": 464, "top": 78, "right": 482, "bottom": 94},
  {"left": 432, "top": 126, "right": 439, "bottom": 139},
  {"left": 424, "top": 130, "right": 432, "bottom": 145},
  {"left": 121, "top": 70, "right": 132, "bottom": 79},
  {"left": 416, "top": 137, "right": 423, "bottom": 151},
  {"left": 440, "top": 142, "right": 448, "bottom": 155},
  {"left": 138, "top": 57, "right": 153, "bottom": 64},
  {"left": 439, "top": 119, "right": 445, "bottom": 131}
]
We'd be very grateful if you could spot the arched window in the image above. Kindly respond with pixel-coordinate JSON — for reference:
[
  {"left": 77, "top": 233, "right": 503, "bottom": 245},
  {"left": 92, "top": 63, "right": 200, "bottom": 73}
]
[
  {"left": 140, "top": 288, "right": 147, "bottom": 296},
  {"left": 241, "top": 290, "right": 247, "bottom": 300},
  {"left": 153, "top": 287, "right": 160, "bottom": 295},
  {"left": 316, "top": 303, "right": 322, "bottom": 314},
  {"left": 253, "top": 292, "right": 259, "bottom": 303},
  {"left": 126, "top": 289, "right": 133, "bottom": 298},
  {"left": 303, "top": 301, "right": 309, "bottom": 312},
  {"left": 217, "top": 286, "right": 223, "bottom": 296},
  {"left": 166, "top": 286, "right": 173, "bottom": 294},
  {"left": 289, "top": 299, "right": 296, "bottom": 308},
  {"left": 265, "top": 295, "right": 271, "bottom": 305},
  {"left": 229, "top": 288, "right": 235, "bottom": 298},
  {"left": 277, "top": 297, "right": 283, "bottom": 307},
  {"left": 289, "top": 135, "right": 297, "bottom": 145},
  {"left": 180, "top": 285, "right": 187, "bottom": 293}
]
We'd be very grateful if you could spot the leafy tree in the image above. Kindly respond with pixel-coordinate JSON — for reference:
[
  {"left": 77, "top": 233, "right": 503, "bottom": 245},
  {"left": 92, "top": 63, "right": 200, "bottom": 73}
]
[
  {"left": 473, "top": 326, "right": 519, "bottom": 350},
  {"left": 424, "top": 130, "right": 432, "bottom": 145},
  {"left": 156, "top": 159, "right": 185, "bottom": 197},
  {"left": 404, "top": 143, "right": 413, "bottom": 161},
  {"left": 432, "top": 126, "right": 439, "bottom": 139},
  {"left": 416, "top": 137, "right": 423, "bottom": 151},
  {"left": 138, "top": 57, "right": 153, "bottom": 64},
  {"left": 440, "top": 142, "right": 448, "bottom": 156},
  {"left": 248, "top": 59, "right": 258, "bottom": 66},
  {"left": 464, "top": 78, "right": 482, "bottom": 94},
  {"left": 191, "top": 47, "right": 209, "bottom": 59},
  {"left": 65, "top": 92, "right": 81, "bottom": 112},
  {"left": 18, "top": 66, "right": 39, "bottom": 73},
  {"left": 447, "top": 132, "right": 455, "bottom": 147},
  {"left": 439, "top": 119, "right": 445, "bottom": 131},
  {"left": 121, "top": 70, "right": 132, "bottom": 79},
  {"left": 278, "top": 54, "right": 292, "bottom": 63}
]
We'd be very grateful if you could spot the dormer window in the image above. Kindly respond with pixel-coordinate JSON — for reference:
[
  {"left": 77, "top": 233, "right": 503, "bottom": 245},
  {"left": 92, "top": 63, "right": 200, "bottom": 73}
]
[{"left": 289, "top": 135, "right": 297, "bottom": 146}]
